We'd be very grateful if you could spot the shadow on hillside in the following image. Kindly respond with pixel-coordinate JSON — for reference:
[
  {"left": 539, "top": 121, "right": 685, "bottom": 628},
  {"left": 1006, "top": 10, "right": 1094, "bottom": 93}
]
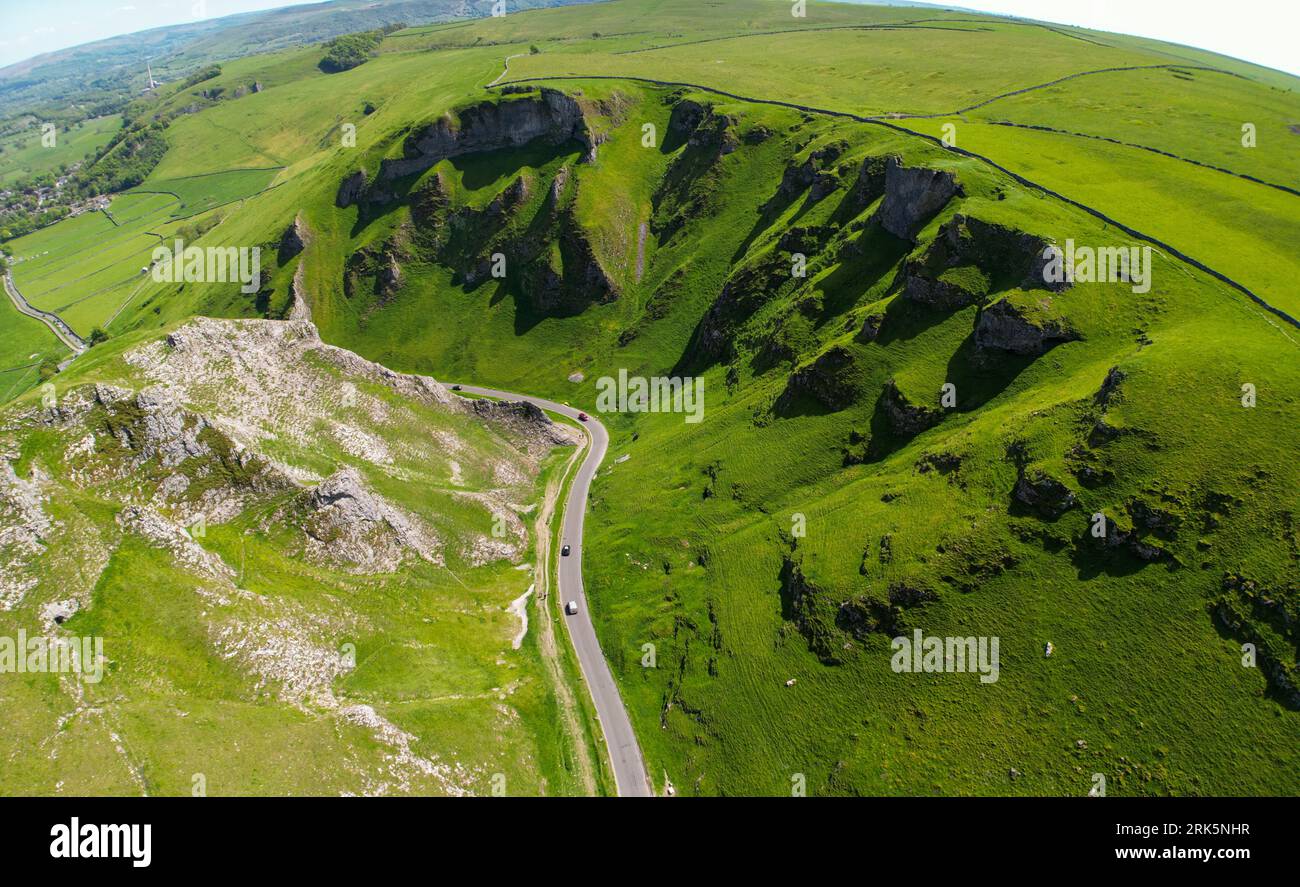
[
  {"left": 450, "top": 274, "right": 550, "bottom": 337},
  {"left": 1069, "top": 540, "right": 1157, "bottom": 580},
  {"left": 859, "top": 387, "right": 912, "bottom": 464},
  {"left": 815, "top": 225, "right": 909, "bottom": 323},
  {"left": 1208, "top": 614, "right": 1300, "bottom": 711},
  {"left": 729, "top": 186, "right": 827, "bottom": 266},
  {"left": 871, "top": 290, "right": 956, "bottom": 347},
  {"left": 346, "top": 138, "right": 580, "bottom": 240},
  {"left": 771, "top": 387, "right": 840, "bottom": 420},
  {"left": 944, "top": 335, "right": 1036, "bottom": 412},
  {"left": 451, "top": 139, "right": 580, "bottom": 192}
]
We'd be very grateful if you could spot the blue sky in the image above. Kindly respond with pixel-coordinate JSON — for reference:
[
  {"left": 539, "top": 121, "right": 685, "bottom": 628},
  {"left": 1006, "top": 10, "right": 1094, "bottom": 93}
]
[
  {"left": 0, "top": 0, "right": 1297, "bottom": 75},
  {"left": 947, "top": 0, "right": 1299, "bottom": 77},
  {"left": 0, "top": 0, "right": 312, "bottom": 67}
]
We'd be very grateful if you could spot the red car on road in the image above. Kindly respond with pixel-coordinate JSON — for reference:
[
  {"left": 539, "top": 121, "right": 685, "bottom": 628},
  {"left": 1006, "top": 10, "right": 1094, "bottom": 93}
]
[{"left": 577, "top": 412, "right": 589, "bottom": 422}]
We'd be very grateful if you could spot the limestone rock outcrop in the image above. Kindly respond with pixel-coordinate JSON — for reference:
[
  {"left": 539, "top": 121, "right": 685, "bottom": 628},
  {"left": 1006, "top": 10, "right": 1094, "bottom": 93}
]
[
  {"left": 903, "top": 214, "right": 1064, "bottom": 310},
  {"left": 780, "top": 345, "right": 863, "bottom": 412},
  {"left": 378, "top": 89, "right": 596, "bottom": 184},
  {"left": 974, "top": 296, "right": 1078, "bottom": 355},
  {"left": 880, "top": 379, "right": 943, "bottom": 437},
  {"left": 279, "top": 212, "right": 311, "bottom": 264},
  {"left": 336, "top": 169, "right": 369, "bottom": 208},
  {"left": 875, "top": 157, "right": 960, "bottom": 242}
]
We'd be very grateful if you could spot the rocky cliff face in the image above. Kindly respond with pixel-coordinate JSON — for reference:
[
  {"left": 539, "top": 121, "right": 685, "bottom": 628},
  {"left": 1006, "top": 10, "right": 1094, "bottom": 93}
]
[
  {"left": 875, "top": 156, "right": 960, "bottom": 242},
  {"left": 779, "top": 557, "right": 847, "bottom": 665},
  {"left": 279, "top": 213, "right": 312, "bottom": 264},
  {"left": 336, "top": 169, "right": 369, "bottom": 208},
  {"left": 1213, "top": 574, "right": 1300, "bottom": 710},
  {"left": 0, "top": 313, "right": 582, "bottom": 610},
  {"left": 334, "top": 89, "right": 593, "bottom": 210},
  {"left": 287, "top": 263, "right": 312, "bottom": 322},
  {"left": 780, "top": 555, "right": 925, "bottom": 665},
  {"left": 1012, "top": 468, "right": 1079, "bottom": 519},
  {"left": 780, "top": 345, "right": 864, "bottom": 412},
  {"left": 837, "top": 154, "right": 891, "bottom": 220},
  {"left": 469, "top": 398, "right": 579, "bottom": 456},
  {"left": 903, "top": 214, "right": 1065, "bottom": 310},
  {"left": 768, "top": 140, "right": 846, "bottom": 210},
  {"left": 0, "top": 314, "right": 585, "bottom": 793},
  {"left": 432, "top": 163, "right": 618, "bottom": 316},
  {"left": 974, "top": 296, "right": 1078, "bottom": 355},
  {"left": 378, "top": 89, "right": 596, "bottom": 185},
  {"left": 880, "top": 379, "right": 944, "bottom": 437},
  {"left": 653, "top": 96, "right": 740, "bottom": 239},
  {"left": 298, "top": 467, "right": 443, "bottom": 573},
  {"left": 681, "top": 250, "right": 796, "bottom": 371}
]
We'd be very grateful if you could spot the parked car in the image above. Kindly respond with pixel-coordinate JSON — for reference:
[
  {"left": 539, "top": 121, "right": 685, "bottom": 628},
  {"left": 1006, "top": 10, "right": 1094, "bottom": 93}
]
[
  {"left": 565, "top": 600, "right": 578, "bottom": 615},
  {"left": 561, "top": 544, "right": 571, "bottom": 556}
]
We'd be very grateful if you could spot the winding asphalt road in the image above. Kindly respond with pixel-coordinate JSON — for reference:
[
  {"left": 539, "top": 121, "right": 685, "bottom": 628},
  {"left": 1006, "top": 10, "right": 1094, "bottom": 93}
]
[
  {"left": 3, "top": 271, "right": 88, "bottom": 357},
  {"left": 453, "top": 384, "right": 652, "bottom": 798}
]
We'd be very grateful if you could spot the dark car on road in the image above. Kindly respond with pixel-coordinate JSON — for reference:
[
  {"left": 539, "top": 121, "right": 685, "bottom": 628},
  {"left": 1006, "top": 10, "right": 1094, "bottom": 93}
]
[{"left": 561, "top": 544, "right": 571, "bottom": 556}]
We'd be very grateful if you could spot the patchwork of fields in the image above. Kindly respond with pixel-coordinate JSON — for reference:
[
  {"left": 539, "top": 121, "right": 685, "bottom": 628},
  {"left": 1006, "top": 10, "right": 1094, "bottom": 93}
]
[
  {"left": 5, "top": 164, "right": 283, "bottom": 345},
  {"left": 0, "top": 114, "right": 124, "bottom": 187}
]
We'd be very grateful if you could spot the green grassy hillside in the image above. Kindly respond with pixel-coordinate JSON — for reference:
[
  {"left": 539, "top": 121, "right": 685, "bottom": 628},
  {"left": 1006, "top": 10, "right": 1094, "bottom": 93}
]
[
  {"left": 2, "top": 0, "right": 1296, "bottom": 796},
  {"left": 0, "top": 297, "right": 68, "bottom": 402}
]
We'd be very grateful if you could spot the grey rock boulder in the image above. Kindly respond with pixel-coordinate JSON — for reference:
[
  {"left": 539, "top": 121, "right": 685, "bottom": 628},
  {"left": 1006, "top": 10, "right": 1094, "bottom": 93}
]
[
  {"left": 336, "top": 170, "right": 368, "bottom": 208},
  {"left": 875, "top": 157, "right": 960, "bottom": 242},
  {"left": 378, "top": 89, "right": 595, "bottom": 183},
  {"left": 975, "top": 297, "right": 1078, "bottom": 355}
]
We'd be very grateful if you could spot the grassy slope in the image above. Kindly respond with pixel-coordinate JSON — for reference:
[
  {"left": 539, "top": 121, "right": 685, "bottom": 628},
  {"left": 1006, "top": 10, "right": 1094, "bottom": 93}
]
[
  {"left": 962, "top": 66, "right": 1300, "bottom": 188},
  {"left": 12, "top": 0, "right": 1297, "bottom": 365},
  {"left": 500, "top": 1, "right": 1300, "bottom": 318},
  {"left": 573, "top": 109, "right": 1300, "bottom": 793},
  {"left": 0, "top": 296, "right": 68, "bottom": 402},
  {"left": 275, "top": 63, "right": 1297, "bottom": 791}
]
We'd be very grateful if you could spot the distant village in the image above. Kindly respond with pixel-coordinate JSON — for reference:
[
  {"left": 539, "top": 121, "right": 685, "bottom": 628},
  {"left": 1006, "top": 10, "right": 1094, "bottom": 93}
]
[{"left": 0, "top": 61, "right": 167, "bottom": 241}]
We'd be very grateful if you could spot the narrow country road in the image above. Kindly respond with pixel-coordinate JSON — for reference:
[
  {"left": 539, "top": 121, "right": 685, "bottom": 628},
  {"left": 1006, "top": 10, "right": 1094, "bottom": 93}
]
[
  {"left": 453, "top": 384, "right": 653, "bottom": 798},
  {"left": 487, "top": 52, "right": 528, "bottom": 88},
  {"left": 3, "top": 271, "right": 88, "bottom": 357}
]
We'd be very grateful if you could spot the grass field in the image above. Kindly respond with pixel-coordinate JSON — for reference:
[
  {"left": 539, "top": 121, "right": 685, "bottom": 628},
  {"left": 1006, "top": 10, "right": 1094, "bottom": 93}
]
[
  {"left": 3, "top": 161, "right": 285, "bottom": 341},
  {"left": 137, "top": 167, "right": 285, "bottom": 217},
  {"left": 957, "top": 65, "right": 1300, "bottom": 189},
  {"left": 0, "top": 115, "right": 123, "bottom": 186},
  {"left": 0, "top": 295, "right": 68, "bottom": 402},
  {"left": 7, "top": 193, "right": 178, "bottom": 337}
]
